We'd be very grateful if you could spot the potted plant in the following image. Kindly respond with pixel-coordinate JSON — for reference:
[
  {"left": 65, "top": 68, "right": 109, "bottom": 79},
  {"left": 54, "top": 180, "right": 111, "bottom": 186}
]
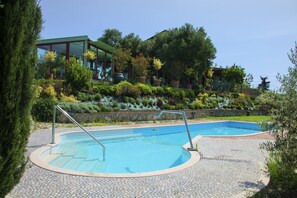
[
  {"left": 44, "top": 50, "right": 56, "bottom": 79},
  {"left": 152, "top": 57, "right": 165, "bottom": 86},
  {"left": 132, "top": 55, "right": 149, "bottom": 83},
  {"left": 169, "top": 61, "right": 182, "bottom": 88},
  {"left": 184, "top": 67, "right": 195, "bottom": 89},
  {"left": 112, "top": 48, "right": 131, "bottom": 83}
]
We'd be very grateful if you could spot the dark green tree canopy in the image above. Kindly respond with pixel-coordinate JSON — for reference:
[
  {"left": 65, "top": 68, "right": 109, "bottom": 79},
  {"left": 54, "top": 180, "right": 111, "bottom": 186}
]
[
  {"left": 98, "top": 28, "right": 122, "bottom": 48},
  {"left": 120, "top": 33, "right": 142, "bottom": 56},
  {"left": 222, "top": 64, "right": 246, "bottom": 91},
  {"left": 142, "top": 23, "right": 216, "bottom": 84}
]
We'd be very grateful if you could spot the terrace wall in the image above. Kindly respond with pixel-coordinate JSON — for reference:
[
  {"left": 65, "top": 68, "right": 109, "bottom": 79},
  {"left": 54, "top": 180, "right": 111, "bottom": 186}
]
[{"left": 57, "top": 109, "right": 263, "bottom": 123}]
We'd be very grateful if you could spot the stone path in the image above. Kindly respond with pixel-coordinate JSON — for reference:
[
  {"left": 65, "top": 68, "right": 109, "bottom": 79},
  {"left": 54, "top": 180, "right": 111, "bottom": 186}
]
[{"left": 9, "top": 126, "right": 270, "bottom": 198}]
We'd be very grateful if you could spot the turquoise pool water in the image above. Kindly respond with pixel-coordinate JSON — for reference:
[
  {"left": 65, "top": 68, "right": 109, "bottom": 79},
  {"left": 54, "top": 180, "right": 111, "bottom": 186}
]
[{"left": 49, "top": 121, "right": 260, "bottom": 174}]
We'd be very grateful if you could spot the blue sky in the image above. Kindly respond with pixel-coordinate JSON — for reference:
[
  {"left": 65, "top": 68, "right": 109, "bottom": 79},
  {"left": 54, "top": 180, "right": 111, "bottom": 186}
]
[{"left": 40, "top": 0, "right": 297, "bottom": 89}]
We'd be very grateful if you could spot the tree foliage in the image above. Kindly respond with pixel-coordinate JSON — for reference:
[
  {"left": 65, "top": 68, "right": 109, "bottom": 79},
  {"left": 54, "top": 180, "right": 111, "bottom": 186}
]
[
  {"left": 0, "top": 0, "right": 42, "bottom": 196},
  {"left": 98, "top": 28, "right": 122, "bottom": 48},
  {"left": 222, "top": 64, "right": 246, "bottom": 91},
  {"left": 258, "top": 76, "right": 270, "bottom": 91},
  {"left": 112, "top": 48, "right": 131, "bottom": 72},
  {"left": 120, "top": 33, "right": 142, "bottom": 56},
  {"left": 142, "top": 23, "right": 216, "bottom": 85},
  {"left": 262, "top": 43, "right": 297, "bottom": 191}
]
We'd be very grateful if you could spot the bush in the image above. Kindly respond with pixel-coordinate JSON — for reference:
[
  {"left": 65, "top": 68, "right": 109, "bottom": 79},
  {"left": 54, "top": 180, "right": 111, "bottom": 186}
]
[
  {"left": 114, "top": 81, "right": 140, "bottom": 97},
  {"left": 32, "top": 98, "right": 57, "bottom": 121},
  {"left": 154, "top": 86, "right": 165, "bottom": 96},
  {"left": 267, "top": 152, "right": 297, "bottom": 190},
  {"left": 185, "top": 89, "right": 195, "bottom": 99},
  {"left": 156, "top": 98, "right": 164, "bottom": 108},
  {"left": 65, "top": 57, "right": 92, "bottom": 91},
  {"left": 60, "top": 93, "right": 79, "bottom": 102},
  {"left": 93, "top": 84, "right": 115, "bottom": 95},
  {"left": 58, "top": 102, "right": 100, "bottom": 113},
  {"left": 175, "top": 103, "right": 186, "bottom": 110},
  {"left": 136, "top": 83, "right": 152, "bottom": 95},
  {"left": 173, "top": 89, "right": 185, "bottom": 101}
]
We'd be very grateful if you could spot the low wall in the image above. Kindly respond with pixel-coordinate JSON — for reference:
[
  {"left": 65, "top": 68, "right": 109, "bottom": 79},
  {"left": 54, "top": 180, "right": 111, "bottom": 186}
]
[{"left": 57, "top": 109, "right": 263, "bottom": 123}]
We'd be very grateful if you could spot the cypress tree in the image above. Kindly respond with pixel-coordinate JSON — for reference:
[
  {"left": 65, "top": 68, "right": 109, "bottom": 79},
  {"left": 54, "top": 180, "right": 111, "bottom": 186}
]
[{"left": 0, "top": 0, "right": 42, "bottom": 197}]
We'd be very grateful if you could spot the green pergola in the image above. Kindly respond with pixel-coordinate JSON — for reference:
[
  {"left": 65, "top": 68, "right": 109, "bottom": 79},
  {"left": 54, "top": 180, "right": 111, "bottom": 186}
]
[{"left": 37, "top": 35, "right": 115, "bottom": 80}]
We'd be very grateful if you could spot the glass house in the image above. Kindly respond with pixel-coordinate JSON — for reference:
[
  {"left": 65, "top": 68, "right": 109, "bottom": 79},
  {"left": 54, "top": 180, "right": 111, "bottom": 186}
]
[{"left": 36, "top": 35, "right": 115, "bottom": 80}]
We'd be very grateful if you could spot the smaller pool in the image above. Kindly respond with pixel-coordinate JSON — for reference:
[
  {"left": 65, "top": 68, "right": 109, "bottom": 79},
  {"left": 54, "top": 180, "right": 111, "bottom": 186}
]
[{"left": 33, "top": 121, "right": 261, "bottom": 176}]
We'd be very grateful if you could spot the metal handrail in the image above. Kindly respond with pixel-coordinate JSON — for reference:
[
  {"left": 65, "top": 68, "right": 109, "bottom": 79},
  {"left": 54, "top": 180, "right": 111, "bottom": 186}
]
[
  {"left": 156, "top": 110, "right": 195, "bottom": 150},
  {"left": 52, "top": 105, "right": 105, "bottom": 161}
]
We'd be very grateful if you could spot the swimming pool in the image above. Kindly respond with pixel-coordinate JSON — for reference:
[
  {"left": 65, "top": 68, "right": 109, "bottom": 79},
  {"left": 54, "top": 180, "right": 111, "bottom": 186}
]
[{"left": 32, "top": 121, "right": 261, "bottom": 176}]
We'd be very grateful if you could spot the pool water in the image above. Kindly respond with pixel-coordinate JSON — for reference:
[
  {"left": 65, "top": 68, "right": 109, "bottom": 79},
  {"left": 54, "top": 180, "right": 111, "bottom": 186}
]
[{"left": 48, "top": 121, "right": 260, "bottom": 174}]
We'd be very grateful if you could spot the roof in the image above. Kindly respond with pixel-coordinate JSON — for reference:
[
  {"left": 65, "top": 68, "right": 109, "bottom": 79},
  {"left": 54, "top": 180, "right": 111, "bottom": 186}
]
[{"left": 37, "top": 35, "right": 115, "bottom": 54}]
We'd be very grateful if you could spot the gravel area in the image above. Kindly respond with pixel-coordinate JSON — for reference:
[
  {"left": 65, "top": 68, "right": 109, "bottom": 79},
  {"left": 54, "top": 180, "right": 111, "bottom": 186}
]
[{"left": 8, "top": 125, "right": 271, "bottom": 198}]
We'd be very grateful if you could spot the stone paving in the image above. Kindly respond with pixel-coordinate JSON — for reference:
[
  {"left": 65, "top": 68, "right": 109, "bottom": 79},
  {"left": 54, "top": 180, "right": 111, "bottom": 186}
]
[{"left": 9, "top": 125, "right": 270, "bottom": 198}]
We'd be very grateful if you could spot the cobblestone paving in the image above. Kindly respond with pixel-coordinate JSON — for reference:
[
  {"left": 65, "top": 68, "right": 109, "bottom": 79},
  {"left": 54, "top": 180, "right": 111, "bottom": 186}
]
[{"left": 9, "top": 126, "right": 269, "bottom": 198}]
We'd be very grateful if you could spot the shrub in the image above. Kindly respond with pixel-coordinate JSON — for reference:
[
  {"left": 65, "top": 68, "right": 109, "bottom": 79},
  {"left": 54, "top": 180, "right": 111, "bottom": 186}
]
[
  {"left": 267, "top": 152, "right": 297, "bottom": 190},
  {"left": 114, "top": 81, "right": 140, "bottom": 97},
  {"left": 60, "top": 93, "right": 79, "bottom": 102},
  {"left": 185, "top": 89, "right": 195, "bottom": 99},
  {"left": 136, "top": 83, "right": 152, "bottom": 95},
  {"left": 173, "top": 89, "right": 185, "bottom": 101},
  {"left": 93, "top": 84, "right": 115, "bottom": 95},
  {"left": 175, "top": 103, "right": 186, "bottom": 110},
  {"left": 142, "top": 100, "right": 148, "bottom": 107},
  {"left": 32, "top": 98, "right": 57, "bottom": 122},
  {"left": 156, "top": 98, "right": 164, "bottom": 108},
  {"left": 148, "top": 100, "right": 154, "bottom": 106},
  {"left": 155, "top": 86, "right": 165, "bottom": 95},
  {"left": 162, "top": 104, "right": 175, "bottom": 110},
  {"left": 112, "top": 101, "right": 119, "bottom": 108},
  {"left": 120, "top": 104, "right": 127, "bottom": 109},
  {"left": 65, "top": 57, "right": 92, "bottom": 91},
  {"left": 135, "top": 98, "right": 142, "bottom": 105},
  {"left": 191, "top": 99, "right": 205, "bottom": 109},
  {"left": 164, "top": 87, "right": 174, "bottom": 97}
]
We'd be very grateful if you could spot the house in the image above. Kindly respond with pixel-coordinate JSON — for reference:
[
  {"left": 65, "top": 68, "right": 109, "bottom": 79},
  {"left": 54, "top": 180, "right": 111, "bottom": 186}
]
[{"left": 36, "top": 35, "right": 115, "bottom": 80}]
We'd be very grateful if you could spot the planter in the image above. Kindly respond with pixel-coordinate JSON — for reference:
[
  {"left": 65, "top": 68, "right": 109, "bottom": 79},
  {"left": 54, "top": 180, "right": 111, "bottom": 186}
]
[
  {"left": 170, "top": 80, "right": 180, "bottom": 88},
  {"left": 153, "top": 79, "right": 161, "bottom": 86},
  {"left": 136, "top": 76, "right": 146, "bottom": 83},
  {"left": 185, "top": 83, "right": 192, "bottom": 89},
  {"left": 113, "top": 72, "right": 124, "bottom": 84}
]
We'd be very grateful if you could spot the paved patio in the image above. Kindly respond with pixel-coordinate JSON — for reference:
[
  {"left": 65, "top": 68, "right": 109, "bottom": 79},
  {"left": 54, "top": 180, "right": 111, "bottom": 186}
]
[{"left": 9, "top": 125, "right": 271, "bottom": 198}]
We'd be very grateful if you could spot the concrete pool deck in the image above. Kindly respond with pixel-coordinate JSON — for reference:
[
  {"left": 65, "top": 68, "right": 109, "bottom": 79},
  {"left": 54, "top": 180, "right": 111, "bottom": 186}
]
[{"left": 8, "top": 122, "right": 272, "bottom": 198}]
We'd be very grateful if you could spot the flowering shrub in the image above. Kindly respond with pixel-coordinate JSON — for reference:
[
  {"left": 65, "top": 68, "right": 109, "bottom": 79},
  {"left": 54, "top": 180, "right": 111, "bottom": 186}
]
[
  {"left": 84, "top": 50, "right": 96, "bottom": 61},
  {"left": 44, "top": 51, "right": 56, "bottom": 62},
  {"left": 153, "top": 57, "right": 165, "bottom": 78}
]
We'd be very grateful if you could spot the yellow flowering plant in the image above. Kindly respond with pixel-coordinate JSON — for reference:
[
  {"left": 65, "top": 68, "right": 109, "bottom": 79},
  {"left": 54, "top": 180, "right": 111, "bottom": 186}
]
[
  {"left": 44, "top": 51, "right": 56, "bottom": 62},
  {"left": 84, "top": 50, "right": 96, "bottom": 61},
  {"left": 153, "top": 57, "right": 165, "bottom": 79}
]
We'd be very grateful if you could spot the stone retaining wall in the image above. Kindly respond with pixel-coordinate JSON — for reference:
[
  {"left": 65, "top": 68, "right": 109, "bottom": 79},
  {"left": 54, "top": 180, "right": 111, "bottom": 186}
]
[{"left": 57, "top": 109, "right": 263, "bottom": 123}]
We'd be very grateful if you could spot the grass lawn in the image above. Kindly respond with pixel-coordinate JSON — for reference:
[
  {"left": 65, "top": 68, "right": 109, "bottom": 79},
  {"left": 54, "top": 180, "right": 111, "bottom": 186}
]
[{"left": 202, "top": 115, "right": 270, "bottom": 122}]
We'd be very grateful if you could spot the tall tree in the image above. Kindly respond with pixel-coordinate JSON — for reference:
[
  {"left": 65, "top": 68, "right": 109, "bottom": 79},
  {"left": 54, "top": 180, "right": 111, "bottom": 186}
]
[
  {"left": 120, "top": 33, "right": 142, "bottom": 56},
  {"left": 143, "top": 23, "right": 216, "bottom": 85},
  {"left": 222, "top": 64, "right": 246, "bottom": 91},
  {"left": 0, "top": 0, "right": 42, "bottom": 197},
  {"left": 98, "top": 28, "right": 122, "bottom": 48},
  {"left": 258, "top": 76, "right": 270, "bottom": 91}
]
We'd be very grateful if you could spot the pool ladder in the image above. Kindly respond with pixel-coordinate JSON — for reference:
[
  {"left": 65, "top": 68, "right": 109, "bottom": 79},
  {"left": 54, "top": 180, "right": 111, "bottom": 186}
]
[
  {"left": 52, "top": 105, "right": 105, "bottom": 161},
  {"left": 156, "top": 110, "right": 196, "bottom": 151}
]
